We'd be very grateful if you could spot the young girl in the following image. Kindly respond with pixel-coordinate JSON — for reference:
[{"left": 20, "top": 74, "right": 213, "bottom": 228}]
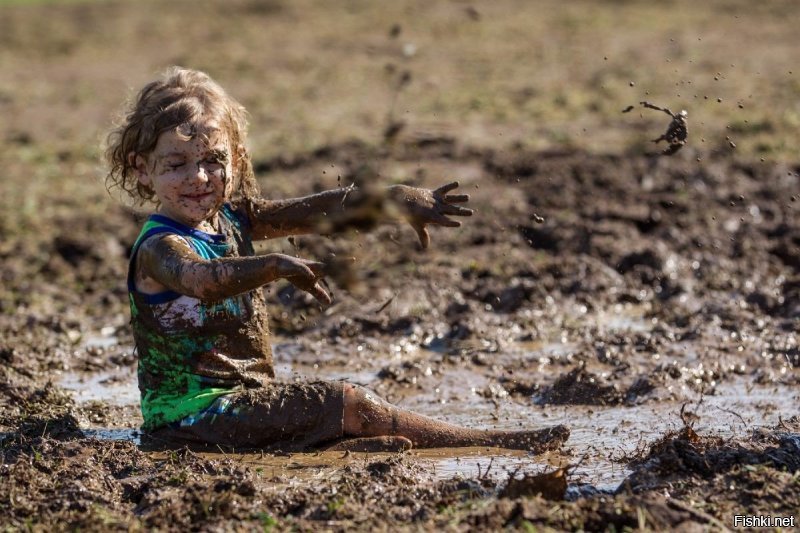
[{"left": 106, "top": 67, "right": 569, "bottom": 453}]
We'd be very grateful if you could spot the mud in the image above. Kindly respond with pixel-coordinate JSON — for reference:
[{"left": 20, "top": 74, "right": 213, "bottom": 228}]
[
  {"left": 2, "top": 0, "right": 799, "bottom": 529},
  {"left": 3, "top": 137, "right": 798, "bottom": 529}
]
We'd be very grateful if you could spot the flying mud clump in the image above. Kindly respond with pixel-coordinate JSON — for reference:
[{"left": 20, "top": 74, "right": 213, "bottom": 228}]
[{"left": 623, "top": 101, "right": 688, "bottom": 155}]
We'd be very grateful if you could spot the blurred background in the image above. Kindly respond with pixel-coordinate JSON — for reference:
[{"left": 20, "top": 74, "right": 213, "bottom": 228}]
[{"left": 2, "top": 0, "right": 798, "bottom": 166}]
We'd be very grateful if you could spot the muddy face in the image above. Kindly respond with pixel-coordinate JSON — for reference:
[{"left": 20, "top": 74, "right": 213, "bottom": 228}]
[{"left": 135, "top": 124, "right": 233, "bottom": 230}]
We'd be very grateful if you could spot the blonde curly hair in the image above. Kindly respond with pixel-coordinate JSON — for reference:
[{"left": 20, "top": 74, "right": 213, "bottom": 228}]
[{"left": 106, "top": 66, "right": 259, "bottom": 204}]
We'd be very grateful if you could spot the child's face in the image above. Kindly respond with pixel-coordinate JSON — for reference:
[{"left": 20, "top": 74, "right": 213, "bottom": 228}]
[{"left": 134, "top": 125, "right": 234, "bottom": 228}]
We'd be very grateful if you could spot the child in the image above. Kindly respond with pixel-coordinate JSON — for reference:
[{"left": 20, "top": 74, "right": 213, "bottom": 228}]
[{"left": 106, "top": 67, "right": 569, "bottom": 453}]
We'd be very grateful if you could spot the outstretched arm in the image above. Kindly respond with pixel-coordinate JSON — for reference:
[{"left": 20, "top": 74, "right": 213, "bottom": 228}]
[
  {"left": 136, "top": 234, "right": 331, "bottom": 304},
  {"left": 243, "top": 186, "right": 379, "bottom": 240},
  {"left": 244, "top": 182, "right": 472, "bottom": 248}
]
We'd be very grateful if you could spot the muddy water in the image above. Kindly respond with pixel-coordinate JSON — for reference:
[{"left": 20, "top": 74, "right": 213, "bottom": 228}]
[{"left": 58, "top": 313, "right": 797, "bottom": 493}]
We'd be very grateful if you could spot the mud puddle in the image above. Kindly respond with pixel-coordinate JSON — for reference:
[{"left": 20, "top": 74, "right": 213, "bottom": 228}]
[
  {"left": 58, "top": 333, "right": 798, "bottom": 494},
  {"left": 58, "top": 367, "right": 138, "bottom": 406}
]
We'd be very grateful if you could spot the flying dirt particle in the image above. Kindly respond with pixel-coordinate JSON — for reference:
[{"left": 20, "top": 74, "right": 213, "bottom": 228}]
[
  {"left": 717, "top": 98, "right": 723, "bottom": 103},
  {"left": 729, "top": 141, "right": 737, "bottom": 148},
  {"left": 738, "top": 103, "right": 744, "bottom": 109},
  {"left": 714, "top": 76, "right": 719, "bottom": 81},
  {"left": 532, "top": 214, "right": 545, "bottom": 224},
  {"left": 621, "top": 105, "right": 635, "bottom": 113},
  {"left": 464, "top": 6, "right": 480, "bottom": 20},
  {"left": 389, "top": 24, "right": 401, "bottom": 38},
  {"left": 628, "top": 101, "right": 688, "bottom": 155},
  {"left": 629, "top": 81, "right": 635, "bottom": 87},
  {"left": 604, "top": 56, "right": 608, "bottom": 60}
]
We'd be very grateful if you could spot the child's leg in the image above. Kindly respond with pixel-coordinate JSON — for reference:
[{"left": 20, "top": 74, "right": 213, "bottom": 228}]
[
  {"left": 342, "top": 384, "right": 569, "bottom": 452},
  {"left": 323, "top": 435, "right": 413, "bottom": 453}
]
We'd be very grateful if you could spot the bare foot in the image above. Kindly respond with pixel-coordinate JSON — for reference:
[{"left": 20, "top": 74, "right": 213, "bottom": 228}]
[
  {"left": 490, "top": 425, "right": 570, "bottom": 453},
  {"left": 323, "top": 436, "right": 413, "bottom": 453}
]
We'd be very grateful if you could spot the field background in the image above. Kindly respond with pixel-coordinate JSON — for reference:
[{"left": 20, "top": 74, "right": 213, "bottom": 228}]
[
  {"left": 1, "top": 0, "right": 798, "bottom": 530},
  {"left": 2, "top": 0, "right": 799, "bottom": 234}
]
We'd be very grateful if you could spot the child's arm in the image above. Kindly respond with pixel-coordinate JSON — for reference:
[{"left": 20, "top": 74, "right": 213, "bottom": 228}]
[
  {"left": 243, "top": 182, "right": 472, "bottom": 248},
  {"left": 136, "top": 234, "right": 331, "bottom": 304}
]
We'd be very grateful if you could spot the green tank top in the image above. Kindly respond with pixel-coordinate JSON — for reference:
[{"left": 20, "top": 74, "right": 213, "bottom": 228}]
[{"left": 128, "top": 204, "right": 274, "bottom": 430}]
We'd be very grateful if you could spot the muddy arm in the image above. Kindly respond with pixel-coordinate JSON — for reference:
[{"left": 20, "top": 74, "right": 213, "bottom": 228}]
[
  {"left": 243, "top": 186, "right": 385, "bottom": 240},
  {"left": 244, "top": 183, "right": 472, "bottom": 249},
  {"left": 136, "top": 234, "right": 330, "bottom": 303}
]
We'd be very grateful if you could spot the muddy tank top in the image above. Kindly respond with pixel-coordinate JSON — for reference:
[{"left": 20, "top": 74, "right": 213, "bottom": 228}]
[{"left": 128, "top": 204, "right": 274, "bottom": 430}]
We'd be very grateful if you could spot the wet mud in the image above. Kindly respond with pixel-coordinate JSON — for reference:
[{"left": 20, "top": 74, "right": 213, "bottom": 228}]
[{"left": 2, "top": 134, "right": 798, "bottom": 529}]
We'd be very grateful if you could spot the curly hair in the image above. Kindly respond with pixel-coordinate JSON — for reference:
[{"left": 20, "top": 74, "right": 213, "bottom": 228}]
[{"left": 106, "top": 67, "right": 259, "bottom": 205}]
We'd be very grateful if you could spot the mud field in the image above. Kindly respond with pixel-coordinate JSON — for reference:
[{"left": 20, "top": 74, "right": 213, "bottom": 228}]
[{"left": 1, "top": 0, "right": 799, "bottom": 530}]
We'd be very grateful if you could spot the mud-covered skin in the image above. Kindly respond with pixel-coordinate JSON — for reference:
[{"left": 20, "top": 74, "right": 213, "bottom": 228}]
[
  {"left": 136, "top": 235, "right": 331, "bottom": 304},
  {"left": 243, "top": 181, "right": 472, "bottom": 248},
  {"left": 343, "top": 383, "right": 569, "bottom": 452},
  {"left": 132, "top": 126, "right": 234, "bottom": 230}
]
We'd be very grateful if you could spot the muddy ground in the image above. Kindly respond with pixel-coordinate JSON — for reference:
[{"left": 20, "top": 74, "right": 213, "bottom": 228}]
[{"left": 1, "top": 0, "right": 799, "bottom": 531}]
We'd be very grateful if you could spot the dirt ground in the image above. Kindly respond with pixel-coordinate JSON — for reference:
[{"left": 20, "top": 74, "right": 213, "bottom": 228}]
[{"left": 1, "top": 0, "right": 798, "bottom": 530}]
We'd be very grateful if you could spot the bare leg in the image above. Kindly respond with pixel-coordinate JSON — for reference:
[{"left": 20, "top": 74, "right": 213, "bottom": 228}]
[
  {"left": 342, "top": 384, "right": 569, "bottom": 452},
  {"left": 324, "top": 436, "right": 413, "bottom": 453}
]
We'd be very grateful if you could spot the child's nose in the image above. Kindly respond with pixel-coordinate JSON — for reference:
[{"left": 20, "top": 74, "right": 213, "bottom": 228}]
[{"left": 192, "top": 162, "right": 211, "bottom": 182}]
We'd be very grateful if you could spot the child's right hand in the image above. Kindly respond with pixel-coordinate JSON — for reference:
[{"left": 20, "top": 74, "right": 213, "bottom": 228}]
[{"left": 268, "top": 253, "right": 332, "bottom": 305}]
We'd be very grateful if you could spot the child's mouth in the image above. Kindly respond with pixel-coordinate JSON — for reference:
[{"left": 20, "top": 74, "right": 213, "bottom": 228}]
[{"left": 183, "top": 191, "right": 214, "bottom": 201}]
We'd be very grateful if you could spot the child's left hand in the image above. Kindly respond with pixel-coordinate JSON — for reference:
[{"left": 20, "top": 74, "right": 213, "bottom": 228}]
[{"left": 388, "top": 182, "right": 473, "bottom": 249}]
